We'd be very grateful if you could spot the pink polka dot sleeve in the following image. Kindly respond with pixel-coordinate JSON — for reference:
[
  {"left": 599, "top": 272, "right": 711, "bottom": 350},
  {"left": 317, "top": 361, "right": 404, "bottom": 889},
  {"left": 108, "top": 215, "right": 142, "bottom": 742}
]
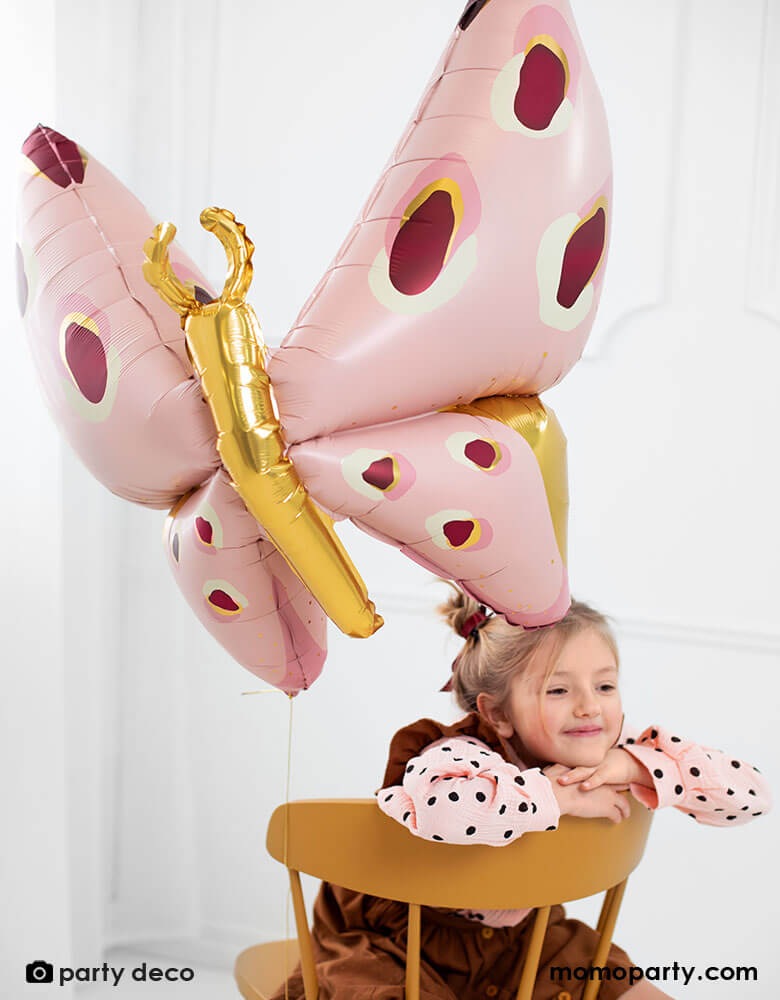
[
  {"left": 618, "top": 722, "right": 772, "bottom": 826},
  {"left": 376, "top": 736, "right": 560, "bottom": 845}
]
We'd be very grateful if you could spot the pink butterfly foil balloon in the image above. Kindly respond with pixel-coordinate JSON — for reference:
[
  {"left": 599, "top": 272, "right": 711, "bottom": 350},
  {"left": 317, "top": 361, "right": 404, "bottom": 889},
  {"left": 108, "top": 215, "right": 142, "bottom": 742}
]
[{"left": 16, "top": 0, "right": 612, "bottom": 691}]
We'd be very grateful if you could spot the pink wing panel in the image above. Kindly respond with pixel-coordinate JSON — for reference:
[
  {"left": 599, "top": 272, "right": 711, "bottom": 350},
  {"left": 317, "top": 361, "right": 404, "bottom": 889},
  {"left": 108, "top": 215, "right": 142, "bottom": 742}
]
[
  {"left": 290, "top": 410, "right": 569, "bottom": 627},
  {"left": 17, "top": 125, "right": 219, "bottom": 508},
  {"left": 166, "top": 470, "right": 328, "bottom": 694},
  {"left": 270, "top": 0, "right": 612, "bottom": 445}
]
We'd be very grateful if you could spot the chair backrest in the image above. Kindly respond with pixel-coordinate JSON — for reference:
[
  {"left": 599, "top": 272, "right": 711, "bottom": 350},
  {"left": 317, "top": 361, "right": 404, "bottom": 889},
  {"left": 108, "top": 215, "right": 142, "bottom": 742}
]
[{"left": 266, "top": 797, "right": 652, "bottom": 909}]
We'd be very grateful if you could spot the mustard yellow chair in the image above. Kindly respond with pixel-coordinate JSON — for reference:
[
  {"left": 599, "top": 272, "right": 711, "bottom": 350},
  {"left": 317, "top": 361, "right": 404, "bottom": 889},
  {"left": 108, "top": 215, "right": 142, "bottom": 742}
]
[{"left": 235, "top": 797, "right": 652, "bottom": 1000}]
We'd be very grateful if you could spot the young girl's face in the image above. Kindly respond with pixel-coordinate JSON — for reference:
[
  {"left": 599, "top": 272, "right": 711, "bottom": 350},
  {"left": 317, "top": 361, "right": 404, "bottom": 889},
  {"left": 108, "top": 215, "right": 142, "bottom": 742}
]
[{"left": 481, "top": 627, "right": 622, "bottom": 769}]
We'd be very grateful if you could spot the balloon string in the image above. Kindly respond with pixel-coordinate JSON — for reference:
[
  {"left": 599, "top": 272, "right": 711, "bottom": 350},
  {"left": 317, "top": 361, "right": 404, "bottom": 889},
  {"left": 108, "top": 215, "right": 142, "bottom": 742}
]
[
  {"left": 242, "top": 687, "right": 295, "bottom": 999},
  {"left": 284, "top": 693, "right": 293, "bottom": 1000}
]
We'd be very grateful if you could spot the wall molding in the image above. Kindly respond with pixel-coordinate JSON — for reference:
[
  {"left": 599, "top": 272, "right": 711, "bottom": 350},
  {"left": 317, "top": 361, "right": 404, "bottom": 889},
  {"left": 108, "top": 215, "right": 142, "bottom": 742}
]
[{"left": 370, "top": 591, "right": 780, "bottom": 655}]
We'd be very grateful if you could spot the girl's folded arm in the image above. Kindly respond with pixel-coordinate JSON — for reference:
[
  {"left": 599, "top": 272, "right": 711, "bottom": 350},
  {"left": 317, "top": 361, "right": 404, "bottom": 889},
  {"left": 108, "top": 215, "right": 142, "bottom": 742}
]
[
  {"left": 376, "top": 735, "right": 560, "bottom": 845},
  {"left": 617, "top": 722, "right": 772, "bottom": 826}
]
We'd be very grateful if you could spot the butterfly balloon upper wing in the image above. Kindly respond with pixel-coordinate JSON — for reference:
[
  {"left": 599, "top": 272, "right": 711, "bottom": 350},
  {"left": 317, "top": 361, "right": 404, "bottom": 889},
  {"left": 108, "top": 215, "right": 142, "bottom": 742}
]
[
  {"left": 17, "top": 125, "right": 220, "bottom": 507},
  {"left": 269, "top": 0, "right": 612, "bottom": 447}
]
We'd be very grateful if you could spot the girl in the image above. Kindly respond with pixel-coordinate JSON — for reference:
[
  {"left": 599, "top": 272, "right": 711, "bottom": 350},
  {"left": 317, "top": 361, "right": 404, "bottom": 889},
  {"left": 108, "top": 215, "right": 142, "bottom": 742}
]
[{"left": 273, "top": 592, "right": 771, "bottom": 1000}]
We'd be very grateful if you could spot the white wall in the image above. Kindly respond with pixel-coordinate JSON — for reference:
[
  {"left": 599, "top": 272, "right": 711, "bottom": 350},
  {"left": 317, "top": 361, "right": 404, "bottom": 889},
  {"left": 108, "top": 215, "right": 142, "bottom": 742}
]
[
  {"left": 0, "top": 4, "right": 75, "bottom": 997},
  {"left": 3, "top": 0, "right": 778, "bottom": 996}
]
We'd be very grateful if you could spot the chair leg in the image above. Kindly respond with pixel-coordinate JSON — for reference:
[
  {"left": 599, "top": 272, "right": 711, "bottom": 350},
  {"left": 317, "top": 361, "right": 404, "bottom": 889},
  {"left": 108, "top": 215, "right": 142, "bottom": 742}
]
[
  {"left": 289, "top": 869, "right": 319, "bottom": 1000},
  {"left": 515, "top": 906, "right": 551, "bottom": 1000},
  {"left": 582, "top": 878, "right": 628, "bottom": 1000},
  {"left": 406, "top": 902, "right": 421, "bottom": 1000},
  {"left": 596, "top": 885, "right": 616, "bottom": 936}
]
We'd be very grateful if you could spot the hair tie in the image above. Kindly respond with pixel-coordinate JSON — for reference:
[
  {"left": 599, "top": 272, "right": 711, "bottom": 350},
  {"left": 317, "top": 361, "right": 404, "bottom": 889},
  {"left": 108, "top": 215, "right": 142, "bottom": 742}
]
[
  {"left": 459, "top": 606, "right": 488, "bottom": 639},
  {"left": 440, "top": 605, "right": 492, "bottom": 691}
]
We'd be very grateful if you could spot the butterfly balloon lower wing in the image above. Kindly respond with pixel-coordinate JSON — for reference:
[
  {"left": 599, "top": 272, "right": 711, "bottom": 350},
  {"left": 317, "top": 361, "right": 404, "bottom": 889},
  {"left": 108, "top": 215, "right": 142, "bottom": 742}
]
[
  {"left": 270, "top": 0, "right": 612, "bottom": 446},
  {"left": 290, "top": 397, "right": 570, "bottom": 627},
  {"left": 17, "top": 124, "right": 219, "bottom": 507},
  {"left": 166, "top": 470, "right": 328, "bottom": 694}
]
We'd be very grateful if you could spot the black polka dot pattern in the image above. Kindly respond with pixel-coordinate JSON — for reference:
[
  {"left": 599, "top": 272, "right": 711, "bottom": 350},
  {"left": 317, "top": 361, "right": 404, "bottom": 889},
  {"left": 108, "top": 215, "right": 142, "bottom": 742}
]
[
  {"left": 376, "top": 728, "right": 768, "bottom": 851},
  {"left": 617, "top": 725, "right": 769, "bottom": 828}
]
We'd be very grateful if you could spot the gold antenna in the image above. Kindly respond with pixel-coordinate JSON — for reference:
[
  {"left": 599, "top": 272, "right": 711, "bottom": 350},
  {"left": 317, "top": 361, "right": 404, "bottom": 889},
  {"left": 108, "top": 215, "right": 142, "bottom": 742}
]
[
  {"left": 199, "top": 207, "right": 255, "bottom": 305},
  {"left": 142, "top": 222, "right": 200, "bottom": 316}
]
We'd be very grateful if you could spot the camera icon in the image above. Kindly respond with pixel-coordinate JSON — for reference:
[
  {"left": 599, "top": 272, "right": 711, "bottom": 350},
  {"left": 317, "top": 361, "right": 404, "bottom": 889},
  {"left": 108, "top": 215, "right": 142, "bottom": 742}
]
[{"left": 26, "top": 960, "right": 54, "bottom": 984}]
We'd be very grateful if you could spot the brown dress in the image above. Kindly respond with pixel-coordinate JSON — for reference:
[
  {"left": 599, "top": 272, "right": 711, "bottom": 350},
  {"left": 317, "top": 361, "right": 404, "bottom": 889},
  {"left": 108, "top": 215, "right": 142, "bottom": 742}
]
[{"left": 271, "top": 714, "right": 636, "bottom": 1000}]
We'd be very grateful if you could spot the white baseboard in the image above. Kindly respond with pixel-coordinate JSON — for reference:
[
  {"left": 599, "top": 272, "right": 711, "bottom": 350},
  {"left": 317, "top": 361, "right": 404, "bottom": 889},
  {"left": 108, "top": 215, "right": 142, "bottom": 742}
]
[{"left": 106, "top": 925, "right": 287, "bottom": 973}]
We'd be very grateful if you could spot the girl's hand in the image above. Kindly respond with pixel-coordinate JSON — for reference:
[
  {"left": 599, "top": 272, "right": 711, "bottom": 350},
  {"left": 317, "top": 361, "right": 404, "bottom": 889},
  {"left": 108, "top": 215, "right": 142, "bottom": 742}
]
[
  {"left": 543, "top": 763, "right": 631, "bottom": 824},
  {"left": 553, "top": 748, "right": 651, "bottom": 790}
]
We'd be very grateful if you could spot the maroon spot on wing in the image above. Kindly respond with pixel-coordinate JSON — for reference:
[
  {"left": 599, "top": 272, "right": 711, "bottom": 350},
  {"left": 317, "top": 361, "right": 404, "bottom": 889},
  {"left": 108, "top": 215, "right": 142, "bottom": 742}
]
[
  {"left": 209, "top": 589, "right": 239, "bottom": 613},
  {"left": 195, "top": 516, "right": 213, "bottom": 544},
  {"left": 171, "top": 533, "right": 180, "bottom": 563},
  {"left": 193, "top": 284, "right": 215, "bottom": 304},
  {"left": 464, "top": 439, "right": 497, "bottom": 469},
  {"left": 390, "top": 189, "right": 455, "bottom": 295},
  {"left": 459, "top": 0, "right": 491, "bottom": 31},
  {"left": 22, "top": 124, "right": 85, "bottom": 187},
  {"left": 444, "top": 519, "right": 476, "bottom": 548},
  {"left": 65, "top": 322, "right": 107, "bottom": 403},
  {"left": 514, "top": 44, "right": 567, "bottom": 131},
  {"left": 556, "top": 208, "right": 606, "bottom": 308},
  {"left": 15, "top": 245, "right": 28, "bottom": 316},
  {"left": 362, "top": 457, "right": 395, "bottom": 490}
]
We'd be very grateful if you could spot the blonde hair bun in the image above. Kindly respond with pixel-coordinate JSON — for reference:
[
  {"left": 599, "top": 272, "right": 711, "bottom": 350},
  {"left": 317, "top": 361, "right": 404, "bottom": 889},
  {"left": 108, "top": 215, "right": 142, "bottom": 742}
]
[{"left": 437, "top": 582, "right": 618, "bottom": 713}]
